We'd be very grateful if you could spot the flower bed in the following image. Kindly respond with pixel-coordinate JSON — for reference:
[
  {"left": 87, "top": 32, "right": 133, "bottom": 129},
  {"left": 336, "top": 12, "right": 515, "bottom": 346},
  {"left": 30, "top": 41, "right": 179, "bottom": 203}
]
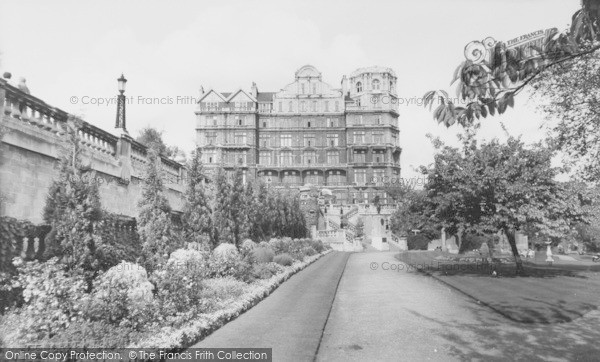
[
  {"left": 0, "top": 238, "right": 331, "bottom": 350},
  {"left": 129, "top": 250, "right": 331, "bottom": 349}
]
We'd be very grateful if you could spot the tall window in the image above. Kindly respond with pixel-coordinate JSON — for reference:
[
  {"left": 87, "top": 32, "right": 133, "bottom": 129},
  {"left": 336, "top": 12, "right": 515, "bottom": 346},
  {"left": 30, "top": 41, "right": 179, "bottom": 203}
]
[
  {"left": 353, "top": 150, "right": 366, "bottom": 163},
  {"left": 280, "top": 151, "right": 293, "bottom": 166},
  {"left": 311, "top": 101, "right": 317, "bottom": 112},
  {"left": 373, "top": 169, "right": 385, "bottom": 184},
  {"left": 327, "top": 150, "right": 339, "bottom": 164},
  {"left": 205, "top": 132, "right": 216, "bottom": 145},
  {"left": 205, "top": 151, "right": 216, "bottom": 164},
  {"left": 281, "top": 134, "right": 292, "bottom": 147},
  {"left": 301, "top": 84, "right": 305, "bottom": 94},
  {"left": 373, "top": 132, "right": 383, "bottom": 144},
  {"left": 278, "top": 102, "right": 282, "bottom": 112},
  {"left": 354, "top": 131, "right": 365, "bottom": 144},
  {"left": 372, "top": 79, "right": 380, "bottom": 90},
  {"left": 324, "top": 101, "right": 329, "bottom": 112},
  {"left": 288, "top": 101, "right": 293, "bottom": 112},
  {"left": 304, "top": 151, "right": 317, "bottom": 164},
  {"left": 212, "top": 116, "right": 218, "bottom": 126},
  {"left": 300, "top": 101, "right": 307, "bottom": 112},
  {"left": 234, "top": 132, "right": 247, "bottom": 144},
  {"left": 312, "top": 83, "right": 317, "bottom": 94},
  {"left": 304, "top": 134, "right": 315, "bottom": 147},
  {"left": 356, "top": 82, "right": 362, "bottom": 93},
  {"left": 259, "top": 151, "right": 272, "bottom": 165},
  {"left": 335, "top": 101, "right": 339, "bottom": 112},
  {"left": 354, "top": 169, "right": 366, "bottom": 185},
  {"left": 327, "top": 134, "right": 339, "bottom": 147},
  {"left": 374, "top": 150, "right": 385, "bottom": 163},
  {"left": 260, "top": 134, "right": 269, "bottom": 147}
]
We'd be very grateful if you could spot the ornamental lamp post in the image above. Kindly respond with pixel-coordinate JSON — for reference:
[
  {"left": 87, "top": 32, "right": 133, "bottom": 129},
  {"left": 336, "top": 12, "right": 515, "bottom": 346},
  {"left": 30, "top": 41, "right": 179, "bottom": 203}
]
[{"left": 115, "top": 74, "right": 128, "bottom": 134}]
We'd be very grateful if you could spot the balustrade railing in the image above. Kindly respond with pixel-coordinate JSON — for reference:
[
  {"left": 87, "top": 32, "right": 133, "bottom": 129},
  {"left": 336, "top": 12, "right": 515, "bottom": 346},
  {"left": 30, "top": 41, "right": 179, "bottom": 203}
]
[{"left": 1, "top": 79, "right": 185, "bottom": 185}]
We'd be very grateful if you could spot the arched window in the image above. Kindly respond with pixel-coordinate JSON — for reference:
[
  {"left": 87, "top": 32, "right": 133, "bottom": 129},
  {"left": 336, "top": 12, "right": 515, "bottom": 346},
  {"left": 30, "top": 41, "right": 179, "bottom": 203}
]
[
  {"left": 372, "top": 79, "right": 380, "bottom": 90},
  {"left": 356, "top": 82, "right": 362, "bottom": 93}
]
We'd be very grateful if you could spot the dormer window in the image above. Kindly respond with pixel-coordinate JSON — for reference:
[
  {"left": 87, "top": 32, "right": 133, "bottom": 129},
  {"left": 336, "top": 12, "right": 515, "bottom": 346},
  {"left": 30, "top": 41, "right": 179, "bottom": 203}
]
[{"left": 356, "top": 82, "right": 363, "bottom": 93}]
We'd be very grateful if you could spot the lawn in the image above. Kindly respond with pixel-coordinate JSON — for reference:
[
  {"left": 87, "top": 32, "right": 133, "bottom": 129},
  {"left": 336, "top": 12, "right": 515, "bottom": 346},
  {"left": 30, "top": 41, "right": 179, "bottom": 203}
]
[{"left": 396, "top": 251, "right": 600, "bottom": 324}]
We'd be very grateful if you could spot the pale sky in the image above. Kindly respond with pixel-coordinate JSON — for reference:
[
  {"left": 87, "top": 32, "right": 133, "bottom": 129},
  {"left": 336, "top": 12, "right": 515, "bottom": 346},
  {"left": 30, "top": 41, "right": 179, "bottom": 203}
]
[{"left": 0, "top": 0, "right": 581, "bottom": 180}]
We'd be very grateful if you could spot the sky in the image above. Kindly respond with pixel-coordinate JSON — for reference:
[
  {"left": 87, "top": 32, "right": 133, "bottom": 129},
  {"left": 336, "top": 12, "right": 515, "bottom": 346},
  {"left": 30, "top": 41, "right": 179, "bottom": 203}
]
[{"left": 0, "top": 0, "right": 582, "bottom": 180}]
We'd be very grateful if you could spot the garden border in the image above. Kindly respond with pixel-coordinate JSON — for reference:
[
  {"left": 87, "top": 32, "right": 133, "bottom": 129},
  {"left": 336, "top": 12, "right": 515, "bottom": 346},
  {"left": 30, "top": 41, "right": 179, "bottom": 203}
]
[{"left": 129, "top": 250, "right": 333, "bottom": 350}]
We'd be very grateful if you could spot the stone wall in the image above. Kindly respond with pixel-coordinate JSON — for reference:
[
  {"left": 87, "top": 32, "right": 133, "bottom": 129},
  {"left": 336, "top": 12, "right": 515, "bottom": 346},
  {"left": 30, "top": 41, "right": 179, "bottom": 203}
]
[{"left": 0, "top": 79, "right": 186, "bottom": 224}]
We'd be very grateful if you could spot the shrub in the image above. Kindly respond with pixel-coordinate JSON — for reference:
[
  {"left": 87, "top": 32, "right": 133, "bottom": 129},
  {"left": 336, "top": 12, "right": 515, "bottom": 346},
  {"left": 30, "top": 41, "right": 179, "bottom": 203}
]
[
  {"left": 9, "top": 257, "right": 88, "bottom": 341},
  {"left": 273, "top": 253, "right": 294, "bottom": 266},
  {"left": 309, "top": 239, "right": 326, "bottom": 253},
  {"left": 240, "top": 239, "right": 257, "bottom": 256},
  {"left": 251, "top": 247, "right": 275, "bottom": 263},
  {"left": 407, "top": 234, "right": 430, "bottom": 250},
  {"left": 268, "top": 238, "right": 290, "bottom": 255},
  {"left": 200, "top": 277, "right": 248, "bottom": 311},
  {"left": 302, "top": 246, "right": 317, "bottom": 257},
  {"left": 152, "top": 249, "right": 208, "bottom": 316},
  {"left": 251, "top": 262, "right": 283, "bottom": 280},
  {"left": 88, "top": 261, "right": 155, "bottom": 330},
  {"left": 209, "top": 243, "right": 242, "bottom": 278}
]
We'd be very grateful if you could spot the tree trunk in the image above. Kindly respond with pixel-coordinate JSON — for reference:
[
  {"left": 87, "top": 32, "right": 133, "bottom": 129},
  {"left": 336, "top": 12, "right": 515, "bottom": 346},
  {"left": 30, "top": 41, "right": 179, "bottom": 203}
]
[{"left": 505, "top": 228, "right": 524, "bottom": 275}]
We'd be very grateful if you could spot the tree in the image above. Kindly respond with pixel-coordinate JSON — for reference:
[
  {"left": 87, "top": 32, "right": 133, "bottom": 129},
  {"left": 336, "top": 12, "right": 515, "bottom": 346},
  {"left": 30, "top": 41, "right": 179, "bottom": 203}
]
[
  {"left": 528, "top": 52, "right": 600, "bottom": 181},
  {"left": 422, "top": 130, "right": 591, "bottom": 274},
  {"left": 211, "top": 167, "right": 233, "bottom": 246},
  {"left": 136, "top": 126, "right": 185, "bottom": 161},
  {"left": 248, "top": 180, "right": 270, "bottom": 241},
  {"left": 137, "top": 148, "right": 181, "bottom": 271},
  {"left": 228, "top": 168, "right": 251, "bottom": 246},
  {"left": 390, "top": 187, "right": 438, "bottom": 240},
  {"left": 423, "top": 1, "right": 600, "bottom": 128},
  {"left": 42, "top": 118, "right": 104, "bottom": 288},
  {"left": 181, "top": 148, "right": 212, "bottom": 248}
]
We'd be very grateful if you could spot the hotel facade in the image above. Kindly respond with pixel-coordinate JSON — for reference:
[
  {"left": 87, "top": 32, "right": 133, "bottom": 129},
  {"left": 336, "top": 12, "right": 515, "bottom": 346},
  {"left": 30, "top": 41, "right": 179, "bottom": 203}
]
[{"left": 195, "top": 65, "right": 401, "bottom": 205}]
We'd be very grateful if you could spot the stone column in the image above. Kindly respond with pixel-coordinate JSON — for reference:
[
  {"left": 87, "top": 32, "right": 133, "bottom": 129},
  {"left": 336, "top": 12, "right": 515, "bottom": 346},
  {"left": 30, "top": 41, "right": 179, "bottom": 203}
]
[{"left": 116, "top": 134, "right": 133, "bottom": 183}]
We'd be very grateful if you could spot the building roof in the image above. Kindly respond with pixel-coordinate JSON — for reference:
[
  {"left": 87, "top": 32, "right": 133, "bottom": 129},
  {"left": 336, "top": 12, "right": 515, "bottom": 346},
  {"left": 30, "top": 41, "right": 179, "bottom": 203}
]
[
  {"left": 257, "top": 92, "right": 275, "bottom": 102},
  {"left": 348, "top": 66, "right": 397, "bottom": 78}
]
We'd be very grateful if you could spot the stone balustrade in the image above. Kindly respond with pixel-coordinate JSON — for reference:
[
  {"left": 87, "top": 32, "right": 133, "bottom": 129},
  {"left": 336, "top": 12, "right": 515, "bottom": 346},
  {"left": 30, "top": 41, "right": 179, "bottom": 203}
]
[{"left": 0, "top": 78, "right": 187, "bottom": 222}]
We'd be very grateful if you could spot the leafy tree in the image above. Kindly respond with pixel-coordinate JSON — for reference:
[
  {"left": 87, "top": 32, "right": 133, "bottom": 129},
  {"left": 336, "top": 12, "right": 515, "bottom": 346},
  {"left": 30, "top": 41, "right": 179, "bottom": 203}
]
[
  {"left": 390, "top": 187, "right": 438, "bottom": 240},
  {"left": 181, "top": 148, "right": 212, "bottom": 248},
  {"left": 136, "top": 126, "right": 185, "bottom": 161},
  {"left": 423, "top": 1, "right": 600, "bottom": 128},
  {"left": 137, "top": 148, "right": 181, "bottom": 271},
  {"left": 422, "top": 130, "right": 591, "bottom": 273},
  {"left": 529, "top": 52, "right": 600, "bottom": 181}
]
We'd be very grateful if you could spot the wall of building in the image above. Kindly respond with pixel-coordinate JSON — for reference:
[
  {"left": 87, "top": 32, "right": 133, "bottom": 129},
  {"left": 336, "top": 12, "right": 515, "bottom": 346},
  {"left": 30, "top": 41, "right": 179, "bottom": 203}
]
[{"left": 0, "top": 80, "right": 185, "bottom": 224}]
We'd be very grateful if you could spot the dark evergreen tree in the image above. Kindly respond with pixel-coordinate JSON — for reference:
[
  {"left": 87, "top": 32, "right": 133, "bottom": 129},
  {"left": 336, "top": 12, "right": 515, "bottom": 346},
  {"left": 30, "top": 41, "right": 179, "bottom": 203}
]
[
  {"left": 42, "top": 119, "right": 104, "bottom": 288},
  {"left": 211, "top": 167, "right": 233, "bottom": 246},
  {"left": 182, "top": 148, "right": 212, "bottom": 248},
  {"left": 137, "top": 148, "right": 181, "bottom": 271}
]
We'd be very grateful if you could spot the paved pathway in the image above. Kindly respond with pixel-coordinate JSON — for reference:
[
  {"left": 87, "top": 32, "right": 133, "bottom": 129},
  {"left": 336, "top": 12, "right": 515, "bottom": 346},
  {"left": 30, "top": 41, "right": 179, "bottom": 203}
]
[
  {"left": 191, "top": 252, "right": 349, "bottom": 361},
  {"left": 318, "top": 251, "right": 600, "bottom": 361},
  {"left": 192, "top": 251, "right": 600, "bottom": 361}
]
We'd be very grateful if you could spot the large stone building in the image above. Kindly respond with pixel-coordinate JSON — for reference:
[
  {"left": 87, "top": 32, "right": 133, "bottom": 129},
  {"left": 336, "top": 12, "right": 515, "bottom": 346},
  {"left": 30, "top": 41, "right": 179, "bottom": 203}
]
[{"left": 195, "top": 65, "right": 401, "bottom": 205}]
